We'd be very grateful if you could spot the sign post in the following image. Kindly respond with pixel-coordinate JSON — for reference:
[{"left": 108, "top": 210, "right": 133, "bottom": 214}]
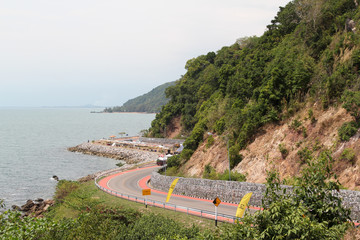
[
  {"left": 142, "top": 189, "right": 151, "bottom": 208},
  {"left": 212, "top": 197, "right": 221, "bottom": 226}
]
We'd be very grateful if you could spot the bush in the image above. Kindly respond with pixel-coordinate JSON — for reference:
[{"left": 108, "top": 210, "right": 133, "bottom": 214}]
[
  {"left": 167, "top": 155, "right": 181, "bottom": 168},
  {"left": 220, "top": 151, "right": 351, "bottom": 239},
  {"left": 180, "top": 149, "right": 194, "bottom": 161},
  {"left": 340, "top": 148, "right": 356, "bottom": 165},
  {"left": 214, "top": 117, "right": 226, "bottom": 134},
  {"left": 290, "top": 118, "right": 302, "bottom": 131},
  {"left": 202, "top": 165, "right": 247, "bottom": 182},
  {"left": 229, "top": 144, "right": 243, "bottom": 169},
  {"left": 206, "top": 135, "right": 215, "bottom": 148},
  {"left": 54, "top": 180, "right": 80, "bottom": 203},
  {"left": 338, "top": 121, "right": 358, "bottom": 141},
  {"left": 278, "top": 143, "right": 289, "bottom": 158},
  {"left": 297, "top": 147, "right": 312, "bottom": 163},
  {"left": 218, "top": 170, "right": 247, "bottom": 182}
]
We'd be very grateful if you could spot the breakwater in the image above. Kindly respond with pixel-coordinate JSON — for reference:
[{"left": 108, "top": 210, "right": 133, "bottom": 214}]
[
  {"left": 68, "top": 143, "right": 159, "bottom": 164},
  {"left": 151, "top": 171, "right": 360, "bottom": 221}
]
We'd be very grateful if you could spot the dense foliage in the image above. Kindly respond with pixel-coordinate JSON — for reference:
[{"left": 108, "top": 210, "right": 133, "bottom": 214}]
[
  {"left": 104, "top": 81, "right": 175, "bottom": 113},
  {"left": 149, "top": 0, "right": 360, "bottom": 166},
  {"left": 220, "top": 151, "right": 352, "bottom": 240}
]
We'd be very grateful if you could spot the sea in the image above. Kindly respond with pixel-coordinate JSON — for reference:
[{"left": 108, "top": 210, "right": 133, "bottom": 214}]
[{"left": 0, "top": 108, "right": 155, "bottom": 208}]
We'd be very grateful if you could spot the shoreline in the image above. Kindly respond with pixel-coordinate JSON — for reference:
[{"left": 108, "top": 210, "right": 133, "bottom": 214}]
[
  {"left": 95, "top": 111, "right": 157, "bottom": 114},
  {"left": 68, "top": 142, "right": 159, "bottom": 164}
]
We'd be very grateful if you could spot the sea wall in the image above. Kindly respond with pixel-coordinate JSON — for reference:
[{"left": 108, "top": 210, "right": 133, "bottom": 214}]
[
  {"left": 68, "top": 143, "right": 159, "bottom": 164},
  {"left": 151, "top": 171, "right": 360, "bottom": 221},
  {"left": 139, "top": 137, "right": 185, "bottom": 145}
]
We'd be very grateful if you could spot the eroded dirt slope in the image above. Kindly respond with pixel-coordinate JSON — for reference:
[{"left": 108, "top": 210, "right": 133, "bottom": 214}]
[{"left": 181, "top": 104, "right": 360, "bottom": 190}]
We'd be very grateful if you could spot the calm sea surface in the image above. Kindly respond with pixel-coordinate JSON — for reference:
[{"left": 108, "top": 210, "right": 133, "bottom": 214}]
[{"left": 0, "top": 108, "right": 155, "bottom": 207}]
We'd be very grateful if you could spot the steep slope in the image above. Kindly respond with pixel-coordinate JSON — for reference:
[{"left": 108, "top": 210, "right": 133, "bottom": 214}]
[
  {"left": 104, "top": 81, "right": 175, "bottom": 113},
  {"left": 181, "top": 104, "right": 360, "bottom": 190},
  {"left": 148, "top": 0, "right": 360, "bottom": 188}
]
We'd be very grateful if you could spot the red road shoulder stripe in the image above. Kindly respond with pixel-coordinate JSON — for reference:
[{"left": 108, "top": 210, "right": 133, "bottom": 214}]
[{"left": 138, "top": 175, "right": 262, "bottom": 210}]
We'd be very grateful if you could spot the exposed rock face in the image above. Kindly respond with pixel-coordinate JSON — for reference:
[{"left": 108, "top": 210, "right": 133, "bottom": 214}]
[
  {"left": 68, "top": 143, "right": 159, "bottom": 164},
  {"left": 12, "top": 199, "right": 55, "bottom": 218},
  {"left": 346, "top": 18, "right": 356, "bottom": 33},
  {"left": 182, "top": 105, "right": 360, "bottom": 190}
]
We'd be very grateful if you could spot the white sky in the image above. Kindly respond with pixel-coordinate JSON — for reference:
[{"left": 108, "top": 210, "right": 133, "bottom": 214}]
[{"left": 0, "top": 0, "right": 290, "bottom": 107}]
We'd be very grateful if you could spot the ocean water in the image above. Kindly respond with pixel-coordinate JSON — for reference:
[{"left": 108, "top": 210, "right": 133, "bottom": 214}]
[{"left": 0, "top": 108, "right": 155, "bottom": 208}]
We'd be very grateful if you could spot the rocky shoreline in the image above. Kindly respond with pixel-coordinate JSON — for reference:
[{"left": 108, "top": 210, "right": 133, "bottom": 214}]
[
  {"left": 12, "top": 199, "right": 55, "bottom": 218},
  {"left": 10, "top": 143, "right": 159, "bottom": 218},
  {"left": 68, "top": 142, "right": 159, "bottom": 164}
]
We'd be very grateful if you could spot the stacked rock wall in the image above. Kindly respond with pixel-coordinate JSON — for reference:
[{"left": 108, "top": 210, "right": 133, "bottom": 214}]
[{"left": 151, "top": 171, "right": 360, "bottom": 220}]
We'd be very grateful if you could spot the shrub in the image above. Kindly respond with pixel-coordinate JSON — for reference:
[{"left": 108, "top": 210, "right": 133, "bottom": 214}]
[
  {"left": 202, "top": 164, "right": 217, "bottom": 179},
  {"left": 214, "top": 117, "right": 226, "bottom": 134},
  {"left": 218, "top": 170, "right": 247, "bottom": 182},
  {"left": 206, "top": 135, "right": 215, "bottom": 148},
  {"left": 302, "top": 126, "right": 308, "bottom": 138},
  {"left": 54, "top": 180, "right": 80, "bottom": 203},
  {"left": 297, "top": 147, "right": 312, "bottom": 163},
  {"left": 167, "top": 155, "right": 181, "bottom": 168},
  {"left": 278, "top": 143, "right": 289, "bottom": 159},
  {"left": 338, "top": 121, "right": 358, "bottom": 141},
  {"left": 342, "top": 90, "right": 360, "bottom": 122},
  {"left": 229, "top": 144, "right": 243, "bottom": 169},
  {"left": 340, "top": 148, "right": 356, "bottom": 165},
  {"left": 180, "top": 149, "right": 194, "bottom": 161},
  {"left": 290, "top": 118, "right": 302, "bottom": 131}
]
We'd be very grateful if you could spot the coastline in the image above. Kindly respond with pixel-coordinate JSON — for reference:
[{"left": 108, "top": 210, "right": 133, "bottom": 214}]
[{"left": 68, "top": 142, "right": 159, "bottom": 164}]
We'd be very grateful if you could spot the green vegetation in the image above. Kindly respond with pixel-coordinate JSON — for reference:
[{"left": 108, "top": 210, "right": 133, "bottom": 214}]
[
  {"left": 340, "top": 147, "right": 356, "bottom": 165},
  {"left": 220, "top": 151, "right": 352, "bottom": 239},
  {"left": 202, "top": 164, "right": 247, "bottom": 181},
  {"left": 278, "top": 143, "right": 289, "bottom": 159},
  {"left": 0, "top": 150, "right": 353, "bottom": 239},
  {"left": 206, "top": 135, "right": 215, "bottom": 148},
  {"left": 148, "top": 0, "right": 360, "bottom": 172},
  {"left": 104, "top": 81, "right": 175, "bottom": 113},
  {"left": 338, "top": 121, "right": 358, "bottom": 141}
]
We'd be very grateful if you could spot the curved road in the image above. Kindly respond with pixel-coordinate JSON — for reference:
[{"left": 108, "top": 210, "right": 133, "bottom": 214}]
[
  {"left": 97, "top": 165, "right": 360, "bottom": 226},
  {"left": 98, "top": 165, "right": 256, "bottom": 219}
]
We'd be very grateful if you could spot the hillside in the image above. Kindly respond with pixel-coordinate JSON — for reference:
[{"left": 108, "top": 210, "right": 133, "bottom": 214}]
[
  {"left": 148, "top": 0, "right": 360, "bottom": 189},
  {"left": 104, "top": 81, "right": 175, "bottom": 113}
]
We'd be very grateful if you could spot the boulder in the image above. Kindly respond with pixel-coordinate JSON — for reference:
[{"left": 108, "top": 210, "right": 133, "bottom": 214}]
[{"left": 21, "top": 200, "right": 35, "bottom": 212}]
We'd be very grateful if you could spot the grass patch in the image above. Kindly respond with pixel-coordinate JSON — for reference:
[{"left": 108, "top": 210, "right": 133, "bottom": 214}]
[{"left": 47, "top": 180, "right": 218, "bottom": 230}]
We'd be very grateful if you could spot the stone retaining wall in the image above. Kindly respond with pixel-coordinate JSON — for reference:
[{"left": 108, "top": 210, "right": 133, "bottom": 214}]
[{"left": 151, "top": 171, "right": 360, "bottom": 221}]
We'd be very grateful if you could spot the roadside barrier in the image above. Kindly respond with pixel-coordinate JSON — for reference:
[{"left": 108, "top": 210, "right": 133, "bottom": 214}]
[
  {"left": 94, "top": 172, "right": 238, "bottom": 223},
  {"left": 94, "top": 170, "right": 360, "bottom": 227}
]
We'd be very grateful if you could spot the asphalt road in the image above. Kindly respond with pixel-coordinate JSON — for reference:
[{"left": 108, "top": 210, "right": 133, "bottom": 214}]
[{"left": 102, "top": 166, "right": 244, "bottom": 217}]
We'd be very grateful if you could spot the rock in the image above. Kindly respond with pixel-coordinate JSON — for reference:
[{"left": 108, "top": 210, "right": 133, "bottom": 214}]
[
  {"left": 346, "top": 19, "right": 356, "bottom": 33},
  {"left": 11, "top": 205, "right": 21, "bottom": 211},
  {"left": 16, "top": 198, "right": 55, "bottom": 218},
  {"left": 21, "top": 200, "right": 35, "bottom": 212}
]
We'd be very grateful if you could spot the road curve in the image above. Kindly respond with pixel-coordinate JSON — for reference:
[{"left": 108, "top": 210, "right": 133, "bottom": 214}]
[
  {"left": 97, "top": 166, "right": 360, "bottom": 227},
  {"left": 98, "top": 165, "right": 248, "bottom": 217}
]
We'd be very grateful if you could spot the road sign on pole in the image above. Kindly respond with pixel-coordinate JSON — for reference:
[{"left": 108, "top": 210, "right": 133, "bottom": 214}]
[
  {"left": 213, "top": 197, "right": 221, "bottom": 207},
  {"left": 142, "top": 189, "right": 151, "bottom": 208},
  {"left": 142, "top": 189, "right": 151, "bottom": 196},
  {"left": 213, "top": 197, "right": 221, "bottom": 226}
]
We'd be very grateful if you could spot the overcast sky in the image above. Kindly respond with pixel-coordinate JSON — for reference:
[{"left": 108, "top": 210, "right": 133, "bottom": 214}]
[{"left": 0, "top": 0, "right": 290, "bottom": 107}]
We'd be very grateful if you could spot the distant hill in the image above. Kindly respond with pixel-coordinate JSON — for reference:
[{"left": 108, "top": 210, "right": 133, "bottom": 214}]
[{"left": 104, "top": 81, "right": 175, "bottom": 113}]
